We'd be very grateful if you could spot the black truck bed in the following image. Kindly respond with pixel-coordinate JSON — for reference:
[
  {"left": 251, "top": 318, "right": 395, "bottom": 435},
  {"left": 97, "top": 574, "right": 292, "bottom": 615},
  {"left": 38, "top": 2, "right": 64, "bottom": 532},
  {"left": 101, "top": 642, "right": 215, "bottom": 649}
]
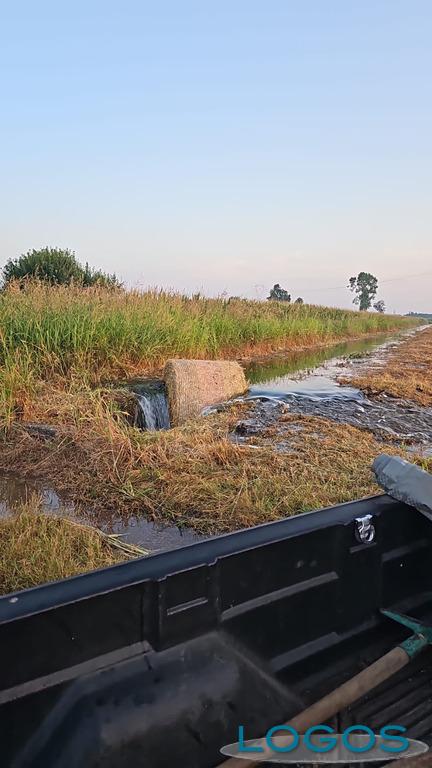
[{"left": 0, "top": 494, "right": 431, "bottom": 767}]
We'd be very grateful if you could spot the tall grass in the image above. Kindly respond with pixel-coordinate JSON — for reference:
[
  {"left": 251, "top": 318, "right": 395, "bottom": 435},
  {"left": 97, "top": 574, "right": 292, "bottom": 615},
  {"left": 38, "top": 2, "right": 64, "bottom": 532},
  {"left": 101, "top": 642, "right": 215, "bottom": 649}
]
[{"left": 0, "top": 281, "right": 417, "bottom": 421}]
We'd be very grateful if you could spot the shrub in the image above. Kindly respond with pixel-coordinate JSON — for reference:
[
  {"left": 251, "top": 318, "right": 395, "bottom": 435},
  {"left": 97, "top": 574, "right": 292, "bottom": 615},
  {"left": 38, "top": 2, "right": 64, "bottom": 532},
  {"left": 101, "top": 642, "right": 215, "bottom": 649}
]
[{"left": 2, "top": 247, "right": 121, "bottom": 288}]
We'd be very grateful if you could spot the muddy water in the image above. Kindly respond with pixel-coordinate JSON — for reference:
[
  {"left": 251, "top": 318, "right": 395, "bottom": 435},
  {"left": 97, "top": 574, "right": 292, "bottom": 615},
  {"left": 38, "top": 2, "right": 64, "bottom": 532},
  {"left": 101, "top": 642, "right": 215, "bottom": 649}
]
[
  {"left": 86, "top": 508, "right": 203, "bottom": 550},
  {"left": 0, "top": 476, "right": 75, "bottom": 518}
]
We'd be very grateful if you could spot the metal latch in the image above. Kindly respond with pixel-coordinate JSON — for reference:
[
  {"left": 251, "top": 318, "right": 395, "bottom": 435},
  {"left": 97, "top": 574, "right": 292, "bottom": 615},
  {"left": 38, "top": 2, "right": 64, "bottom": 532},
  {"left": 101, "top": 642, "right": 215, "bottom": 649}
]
[{"left": 354, "top": 514, "right": 375, "bottom": 544}]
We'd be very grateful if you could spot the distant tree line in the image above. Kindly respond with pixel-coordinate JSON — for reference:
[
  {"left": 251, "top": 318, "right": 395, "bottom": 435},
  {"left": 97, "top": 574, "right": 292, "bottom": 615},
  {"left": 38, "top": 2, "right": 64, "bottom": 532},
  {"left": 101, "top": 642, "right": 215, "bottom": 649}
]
[
  {"left": 267, "top": 284, "right": 303, "bottom": 304},
  {"left": 2, "top": 249, "right": 397, "bottom": 320},
  {"left": 268, "top": 273, "right": 386, "bottom": 313},
  {"left": 407, "top": 311, "right": 432, "bottom": 322}
]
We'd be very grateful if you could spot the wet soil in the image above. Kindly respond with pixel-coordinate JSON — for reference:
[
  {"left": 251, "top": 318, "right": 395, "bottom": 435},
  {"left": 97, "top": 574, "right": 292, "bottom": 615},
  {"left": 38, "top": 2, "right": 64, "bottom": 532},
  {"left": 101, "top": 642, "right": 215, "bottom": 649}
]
[
  {"left": 0, "top": 474, "right": 204, "bottom": 551},
  {"left": 232, "top": 396, "right": 432, "bottom": 456}
]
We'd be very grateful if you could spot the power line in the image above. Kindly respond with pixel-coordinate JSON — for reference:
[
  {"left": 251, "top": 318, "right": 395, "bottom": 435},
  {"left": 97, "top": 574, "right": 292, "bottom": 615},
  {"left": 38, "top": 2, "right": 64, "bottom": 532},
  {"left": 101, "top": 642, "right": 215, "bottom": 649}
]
[
  {"left": 293, "top": 270, "right": 432, "bottom": 293},
  {"left": 380, "top": 271, "right": 432, "bottom": 284}
]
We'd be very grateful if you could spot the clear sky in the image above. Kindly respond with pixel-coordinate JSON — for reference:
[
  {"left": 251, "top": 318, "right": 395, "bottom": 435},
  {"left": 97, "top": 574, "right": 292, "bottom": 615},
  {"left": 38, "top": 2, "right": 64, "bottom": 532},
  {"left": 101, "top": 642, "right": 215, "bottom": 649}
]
[{"left": 1, "top": 1, "right": 431, "bottom": 313}]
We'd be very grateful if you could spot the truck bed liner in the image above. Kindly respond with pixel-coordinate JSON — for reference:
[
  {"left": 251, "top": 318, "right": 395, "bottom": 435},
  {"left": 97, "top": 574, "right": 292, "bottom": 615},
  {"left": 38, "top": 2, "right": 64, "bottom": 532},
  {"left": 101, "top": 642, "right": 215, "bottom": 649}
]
[{"left": 1, "top": 493, "right": 431, "bottom": 767}]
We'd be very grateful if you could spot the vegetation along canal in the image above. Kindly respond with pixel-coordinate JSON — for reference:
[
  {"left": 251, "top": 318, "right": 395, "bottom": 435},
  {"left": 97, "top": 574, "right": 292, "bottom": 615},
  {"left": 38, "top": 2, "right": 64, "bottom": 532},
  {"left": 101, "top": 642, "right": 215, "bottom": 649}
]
[{"left": 1, "top": 326, "right": 431, "bottom": 573}]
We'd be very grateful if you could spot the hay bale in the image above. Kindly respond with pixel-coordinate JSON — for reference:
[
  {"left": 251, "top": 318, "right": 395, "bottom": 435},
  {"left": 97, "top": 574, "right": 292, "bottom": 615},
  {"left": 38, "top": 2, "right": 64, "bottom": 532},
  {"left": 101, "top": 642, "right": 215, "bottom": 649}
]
[{"left": 164, "top": 360, "right": 248, "bottom": 426}]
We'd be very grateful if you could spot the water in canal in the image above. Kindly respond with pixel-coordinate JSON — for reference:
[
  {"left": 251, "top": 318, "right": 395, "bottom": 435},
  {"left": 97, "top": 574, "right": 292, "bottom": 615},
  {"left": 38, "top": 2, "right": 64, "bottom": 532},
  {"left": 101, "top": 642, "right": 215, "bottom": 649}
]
[
  {"left": 246, "top": 333, "right": 400, "bottom": 397},
  {"left": 243, "top": 329, "right": 432, "bottom": 450}
]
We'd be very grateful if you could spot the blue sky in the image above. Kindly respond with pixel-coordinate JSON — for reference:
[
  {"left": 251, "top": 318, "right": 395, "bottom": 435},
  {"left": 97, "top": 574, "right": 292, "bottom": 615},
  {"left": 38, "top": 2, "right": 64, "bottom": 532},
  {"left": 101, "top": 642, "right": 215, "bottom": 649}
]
[{"left": 1, "top": 1, "right": 431, "bottom": 312}]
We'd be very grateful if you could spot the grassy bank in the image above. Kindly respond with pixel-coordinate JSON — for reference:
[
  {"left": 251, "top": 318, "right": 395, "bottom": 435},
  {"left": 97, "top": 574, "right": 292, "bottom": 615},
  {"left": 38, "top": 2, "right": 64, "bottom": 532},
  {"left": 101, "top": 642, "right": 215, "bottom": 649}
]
[
  {"left": 347, "top": 326, "right": 432, "bottom": 406},
  {"left": 2, "top": 392, "right": 428, "bottom": 537},
  {"left": 1, "top": 375, "right": 430, "bottom": 591},
  {"left": 0, "top": 496, "right": 143, "bottom": 594},
  {"left": 0, "top": 282, "right": 416, "bottom": 422},
  {"left": 2, "top": 389, "right": 431, "bottom": 592}
]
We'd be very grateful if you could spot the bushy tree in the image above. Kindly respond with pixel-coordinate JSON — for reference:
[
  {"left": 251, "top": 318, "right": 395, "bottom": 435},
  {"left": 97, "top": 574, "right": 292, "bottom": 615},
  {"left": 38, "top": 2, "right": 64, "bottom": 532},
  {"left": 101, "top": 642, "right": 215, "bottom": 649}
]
[
  {"left": 373, "top": 299, "right": 385, "bottom": 313},
  {"left": 294, "top": 297, "right": 304, "bottom": 304},
  {"left": 348, "top": 272, "right": 378, "bottom": 311},
  {"left": 267, "top": 283, "right": 291, "bottom": 302},
  {"left": 81, "top": 261, "right": 121, "bottom": 288},
  {"left": 2, "top": 247, "right": 121, "bottom": 288}
]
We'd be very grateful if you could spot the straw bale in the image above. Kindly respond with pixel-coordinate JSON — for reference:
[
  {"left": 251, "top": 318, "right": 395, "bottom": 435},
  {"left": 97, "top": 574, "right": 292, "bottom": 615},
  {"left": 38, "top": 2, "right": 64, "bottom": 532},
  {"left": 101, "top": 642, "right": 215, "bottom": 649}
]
[{"left": 164, "top": 359, "right": 247, "bottom": 425}]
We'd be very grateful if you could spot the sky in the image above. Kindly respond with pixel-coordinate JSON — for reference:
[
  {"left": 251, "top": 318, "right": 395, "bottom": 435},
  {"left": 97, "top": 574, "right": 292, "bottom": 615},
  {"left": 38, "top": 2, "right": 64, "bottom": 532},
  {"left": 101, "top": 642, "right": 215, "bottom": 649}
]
[{"left": 1, "top": 1, "right": 431, "bottom": 313}]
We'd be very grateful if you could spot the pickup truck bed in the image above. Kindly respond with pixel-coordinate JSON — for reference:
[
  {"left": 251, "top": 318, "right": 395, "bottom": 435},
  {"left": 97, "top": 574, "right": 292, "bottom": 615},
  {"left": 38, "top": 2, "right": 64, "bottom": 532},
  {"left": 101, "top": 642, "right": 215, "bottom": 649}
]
[{"left": 1, "top": 494, "right": 431, "bottom": 767}]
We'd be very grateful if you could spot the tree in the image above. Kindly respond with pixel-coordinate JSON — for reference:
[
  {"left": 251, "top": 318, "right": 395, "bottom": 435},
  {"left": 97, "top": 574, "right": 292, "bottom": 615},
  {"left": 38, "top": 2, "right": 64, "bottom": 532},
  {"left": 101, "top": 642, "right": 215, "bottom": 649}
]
[
  {"left": 81, "top": 261, "right": 121, "bottom": 288},
  {"left": 2, "top": 247, "right": 121, "bottom": 288},
  {"left": 348, "top": 272, "right": 378, "bottom": 311},
  {"left": 373, "top": 299, "right": 385, "bottom": 313},
  {"left": 294, "top": 297, "right": 304, "bottom": 304},
  {"left": 267, "top": 283, "right": 291, "bottom": 302}
]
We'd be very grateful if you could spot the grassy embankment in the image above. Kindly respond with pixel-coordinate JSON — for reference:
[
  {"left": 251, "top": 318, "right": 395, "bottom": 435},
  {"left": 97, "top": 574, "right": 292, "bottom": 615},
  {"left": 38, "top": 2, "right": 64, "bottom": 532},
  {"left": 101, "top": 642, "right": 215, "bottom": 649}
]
[
  {"left": 0, "top": 282, "right": 421, "bottom": 593},
  {"left": 347, "top": 325, "right": 432, "bottom": 406},
  {"left": 0, "top": 281, "right": 416, "bottom": 422},
  {"left": 0, "top": 495, "right": 146, "bottom": 595}
]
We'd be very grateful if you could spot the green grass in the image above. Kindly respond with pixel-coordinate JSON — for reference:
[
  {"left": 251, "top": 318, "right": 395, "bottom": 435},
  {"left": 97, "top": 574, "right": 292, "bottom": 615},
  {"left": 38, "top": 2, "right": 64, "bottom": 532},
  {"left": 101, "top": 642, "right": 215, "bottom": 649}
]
[{"left": 0, "top": 281, "right": 418, "bottom": 422}]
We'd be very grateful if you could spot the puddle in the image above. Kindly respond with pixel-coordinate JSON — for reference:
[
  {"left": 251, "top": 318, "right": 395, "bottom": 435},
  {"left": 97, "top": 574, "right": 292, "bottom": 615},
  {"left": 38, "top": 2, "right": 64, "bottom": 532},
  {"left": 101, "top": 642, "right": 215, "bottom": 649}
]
[
  {"left": 81, "top": 508, "right": 204, "bottom": 550},
  {"left": 0, "top": 476, "right": 75, "bottom": 518},
  {"left": 0, "top": 475, "right": 204, "bottom": 552}
]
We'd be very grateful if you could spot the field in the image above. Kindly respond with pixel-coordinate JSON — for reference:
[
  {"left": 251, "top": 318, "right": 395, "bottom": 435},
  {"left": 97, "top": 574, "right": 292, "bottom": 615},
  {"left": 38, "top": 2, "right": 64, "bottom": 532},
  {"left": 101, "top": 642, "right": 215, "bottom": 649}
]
[
  {"left": 0, "top": 282, "right": 416, "bottom": 423},
  {"left": 0, "top": 282, "right": 423, "bottom": 593}
]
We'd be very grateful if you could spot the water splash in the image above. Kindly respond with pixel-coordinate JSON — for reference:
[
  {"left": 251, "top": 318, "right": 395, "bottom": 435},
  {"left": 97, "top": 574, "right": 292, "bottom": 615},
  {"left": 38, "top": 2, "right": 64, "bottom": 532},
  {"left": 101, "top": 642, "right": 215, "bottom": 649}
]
[{"left": 133, "top": 382, "right": 170, "bottom": 431}]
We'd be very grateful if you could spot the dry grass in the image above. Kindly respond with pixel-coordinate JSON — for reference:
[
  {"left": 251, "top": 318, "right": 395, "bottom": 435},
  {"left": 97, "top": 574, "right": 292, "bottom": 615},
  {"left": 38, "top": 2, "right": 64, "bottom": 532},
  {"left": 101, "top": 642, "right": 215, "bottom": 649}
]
[
  {"left": 0, "top": 496, "right": 129, "bottom": 595},
  {"left": 346, "top": 327, "right": 432, "bottom": 406},
  {"left": 1, "top": 389, "right": 427, "bottom": 536}
]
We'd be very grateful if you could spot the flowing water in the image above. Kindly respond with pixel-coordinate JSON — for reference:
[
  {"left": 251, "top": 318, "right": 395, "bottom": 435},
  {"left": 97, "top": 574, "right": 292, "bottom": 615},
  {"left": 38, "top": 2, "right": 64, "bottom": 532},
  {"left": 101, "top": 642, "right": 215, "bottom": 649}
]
[
  {"left": 132, "top": 380, "right": 170, "bottom": 431},
  {"left": 242, "top": 329, "right": 432, "bottom": 450},
  {"left": 246, "top": 333, "right": 401, "bottom": 397},
  {"left": 129, "top": 334, "right": 402, "bottom": 432}
]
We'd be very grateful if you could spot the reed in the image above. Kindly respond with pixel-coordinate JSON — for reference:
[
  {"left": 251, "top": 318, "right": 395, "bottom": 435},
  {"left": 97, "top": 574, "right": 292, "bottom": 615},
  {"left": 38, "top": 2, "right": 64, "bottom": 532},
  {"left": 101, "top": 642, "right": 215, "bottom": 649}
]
[{"left": 0, "top": 281, "right": 417, "bottom": 421}]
